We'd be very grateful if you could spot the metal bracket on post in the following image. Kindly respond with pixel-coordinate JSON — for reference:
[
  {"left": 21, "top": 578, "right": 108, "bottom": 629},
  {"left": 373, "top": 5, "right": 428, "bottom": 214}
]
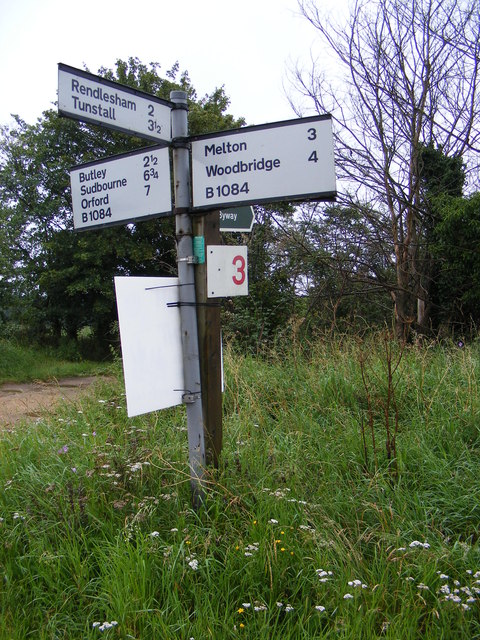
[
  {"left": 182, "top": 392, "right": 201, "bottom": 404},
  {"left": 178, "top": 256, "right": 199, "bottom": 265},
  {"left": 170, "top": 90, "right": 207, "bottom": 509}
]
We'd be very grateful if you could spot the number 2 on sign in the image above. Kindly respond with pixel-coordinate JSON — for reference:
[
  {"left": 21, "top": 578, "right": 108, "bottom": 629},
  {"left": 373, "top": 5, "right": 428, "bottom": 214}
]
[{"left": 232, "top": 254, "right": 246, "bottom": 285}]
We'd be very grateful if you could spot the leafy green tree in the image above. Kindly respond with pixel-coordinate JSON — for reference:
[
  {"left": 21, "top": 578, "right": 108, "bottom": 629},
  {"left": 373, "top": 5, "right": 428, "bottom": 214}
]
[
  {"left": 431, "top": 193, "right": 480, "bottom": 333},
  {"left": 0, "top": 58, "right": 244, "bottom": 355},
  {"left": 417, "top": 144, "right": 466, "bottom": 332}
]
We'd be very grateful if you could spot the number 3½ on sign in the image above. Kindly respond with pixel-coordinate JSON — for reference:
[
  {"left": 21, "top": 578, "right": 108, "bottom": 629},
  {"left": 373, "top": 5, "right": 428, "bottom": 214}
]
[{"left": 207, "top": 246, "right": 248, "bottom": 298}]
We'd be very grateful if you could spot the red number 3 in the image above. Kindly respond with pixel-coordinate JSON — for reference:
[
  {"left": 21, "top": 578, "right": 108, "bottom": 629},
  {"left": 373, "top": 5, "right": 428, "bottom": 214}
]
[{"left": 232, "top": 255, "right": 246, "bottom": 285}]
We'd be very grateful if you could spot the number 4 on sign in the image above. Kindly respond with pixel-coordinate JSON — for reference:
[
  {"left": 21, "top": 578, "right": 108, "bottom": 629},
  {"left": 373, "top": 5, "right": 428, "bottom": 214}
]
[{"left": 207, "top": 246, "right": 248, "bottom": 298}]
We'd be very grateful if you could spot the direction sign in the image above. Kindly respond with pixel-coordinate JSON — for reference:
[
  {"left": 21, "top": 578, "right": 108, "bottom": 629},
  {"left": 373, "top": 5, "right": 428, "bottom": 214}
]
[
  {"left": 70, "top": 146, "right": 172, "bottom": 231},
  {"left": 219, "top": 206, "right": 255, "bottom": 232},
  {"left": 58, "top": 63, "right": 173, "bottom": 143},
  {"left": 115, "top": 277, "right": 185, "bottom": 417},
  {"left": 191, "top": 115, "right": 336, "bottom": 210}
]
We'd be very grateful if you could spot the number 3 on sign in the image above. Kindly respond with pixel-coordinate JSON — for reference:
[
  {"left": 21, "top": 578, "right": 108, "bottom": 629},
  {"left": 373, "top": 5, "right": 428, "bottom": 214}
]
[
  {"left": 207, "top": 245, "right": 248, "bottom": 298},
  {"left": 232, "top": 254, "right": 246, "bottom": 285}
]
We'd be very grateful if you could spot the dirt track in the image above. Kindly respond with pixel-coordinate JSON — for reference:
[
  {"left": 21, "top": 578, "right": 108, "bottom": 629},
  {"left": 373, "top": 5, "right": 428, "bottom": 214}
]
[{"left": 0, "top": 377, "right": 101, "bottom": 427}]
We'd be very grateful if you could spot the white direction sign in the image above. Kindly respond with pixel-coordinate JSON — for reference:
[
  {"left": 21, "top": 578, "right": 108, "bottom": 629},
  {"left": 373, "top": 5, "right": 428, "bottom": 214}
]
[
  {"left": 58, "top": 63, "right": 173, "bottom": 143},
  {"left": 207, "top": 246, "right": 248, "bottom": 298},
  {"left": 115, "top": 277, "right": 184, "bottom": 417},
  {"left": 191, "top": 115, "right": 336, "bottom": 210},
  {"left": 70, "top": 146, "right": 172, "bottom": 230}
]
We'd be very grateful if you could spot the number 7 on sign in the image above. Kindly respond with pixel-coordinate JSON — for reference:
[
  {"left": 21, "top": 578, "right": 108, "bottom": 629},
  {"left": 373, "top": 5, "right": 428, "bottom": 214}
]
[{"left": 207, "top": 246, "right": 248, "bottom": 298}]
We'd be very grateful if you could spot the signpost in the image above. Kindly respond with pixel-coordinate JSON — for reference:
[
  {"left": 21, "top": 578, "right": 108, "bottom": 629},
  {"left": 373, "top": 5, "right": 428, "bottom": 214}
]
[
  {"left": 70, "top": 146, "right": 171, "bottom": 230},
  {"left": 191, "top": 115, "right": 336, "bottom": 209},
  {"left": 58, "top": 62, "right": 337, "bottom": 507},
  {"left": 58, "top": 63, "right": 173, "bottom": 143},
  {"left": 219, "top": 206, "right": 255, "bottom": 232}
]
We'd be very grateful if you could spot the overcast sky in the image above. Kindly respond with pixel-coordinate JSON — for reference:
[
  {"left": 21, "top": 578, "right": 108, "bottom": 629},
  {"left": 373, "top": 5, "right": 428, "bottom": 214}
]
[{"left": 0, "top": 0, "right": 348, "bottom": 130}]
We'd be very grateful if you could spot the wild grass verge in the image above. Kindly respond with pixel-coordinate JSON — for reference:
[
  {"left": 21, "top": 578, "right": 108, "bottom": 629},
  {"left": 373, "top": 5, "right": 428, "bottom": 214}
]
[
  {"left": 0, "top": 334, "right": 479, "bottom": 638},
  {"left": 0, "top": 340, "right": 105, "bottom": 384}
]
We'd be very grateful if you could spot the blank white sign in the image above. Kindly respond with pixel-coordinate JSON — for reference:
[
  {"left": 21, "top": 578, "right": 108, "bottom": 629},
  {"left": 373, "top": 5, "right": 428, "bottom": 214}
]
[{"left": 114, "top": 277, "right": 185, "bottom": 417}]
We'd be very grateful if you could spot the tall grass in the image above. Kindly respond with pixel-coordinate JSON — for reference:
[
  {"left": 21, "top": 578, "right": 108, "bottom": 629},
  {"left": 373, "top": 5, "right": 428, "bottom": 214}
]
[
  {"left": 0, "top": 334, "right": 479, "bottom": 638},
  {"left": 0, "top": 340, "right": 104, "bottom": 384}
]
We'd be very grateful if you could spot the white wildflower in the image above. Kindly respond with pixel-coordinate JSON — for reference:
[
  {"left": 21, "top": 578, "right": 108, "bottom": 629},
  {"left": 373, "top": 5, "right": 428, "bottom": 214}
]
[
  {"left": 445, "top": 594, "right": 462, "bottom": 603},
  {"left": 409, "top": 540, "right": 430, "bottom": 549},
  {"left": 244, "top": 543, "right": 259, "bottom": 556},
  {"left": 149, "top": 531, "right": 160, "bottom": 538},
  {"left": 348, "top": 579, "right": 367, "bottom": 589},
  {"left": 316, "top": 569, "right": 333, "bottom": 578},
  {"left": 188, "top": 558, "right": 199, "bottom": 571},
  {"left": 269, "top": 519, "right": 279, "bottom": 524},
  {"left": 315, "top": 605, "right": 326, "bottom": 612},
  {"left": 343, "top": 593, "right": 354, "bottom": 600},
  {"left": 285, "top": 605, "right": 294, "bottom": 612}
]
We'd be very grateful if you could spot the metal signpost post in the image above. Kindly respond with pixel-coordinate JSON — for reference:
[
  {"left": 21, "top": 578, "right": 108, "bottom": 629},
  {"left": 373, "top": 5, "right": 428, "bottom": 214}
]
[
  {"left": 60, "top": 63, "right": 336, "bottom": 508},
  {"left": 170, "top": 91, "right": 206, "bottom": 506}
]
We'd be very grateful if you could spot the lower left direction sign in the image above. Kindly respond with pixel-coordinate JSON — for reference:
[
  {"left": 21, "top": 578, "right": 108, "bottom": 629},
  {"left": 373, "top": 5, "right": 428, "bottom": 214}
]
[
  {"left": 70, "top": 146, "right": 172, "bottom": 230},
  {"left": 114, "top": 277, "right": 185, "bottom": 417}
]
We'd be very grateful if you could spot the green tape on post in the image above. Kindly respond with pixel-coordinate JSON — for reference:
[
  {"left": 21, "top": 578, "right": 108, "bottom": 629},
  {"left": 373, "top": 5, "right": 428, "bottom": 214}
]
[{"left": 193, "top": 236, "right": 205, "bottom": 264}]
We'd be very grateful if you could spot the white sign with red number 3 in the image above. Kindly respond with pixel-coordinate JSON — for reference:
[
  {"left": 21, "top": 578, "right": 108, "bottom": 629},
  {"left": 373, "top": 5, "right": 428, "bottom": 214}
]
[{"left": 207, "top": 245, "right": 248, "bottom": 298}]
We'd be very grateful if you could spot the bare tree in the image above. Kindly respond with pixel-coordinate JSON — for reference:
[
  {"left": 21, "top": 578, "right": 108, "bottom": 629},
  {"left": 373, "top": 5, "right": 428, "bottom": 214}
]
[{"left": 293, "top": 0, "right": 480, "bottom": 340}]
